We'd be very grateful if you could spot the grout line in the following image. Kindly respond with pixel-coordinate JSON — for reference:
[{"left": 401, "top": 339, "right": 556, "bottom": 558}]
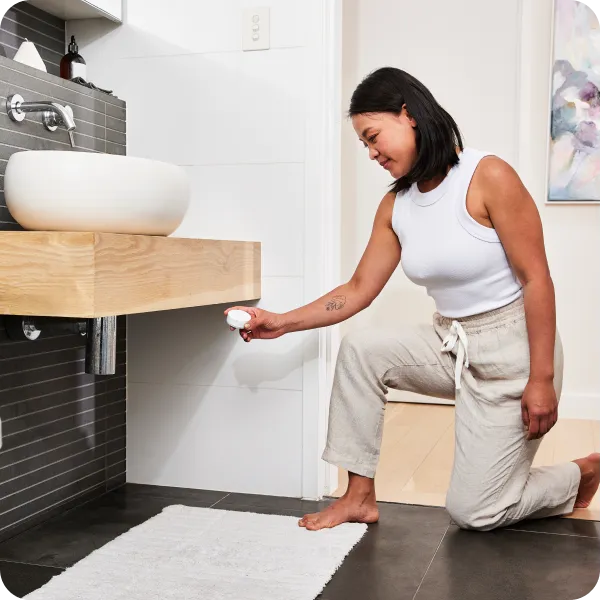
[
  {"left": 105, "top": 468, "right": 126, "bottom": 480},
  {"left": 0, "top": 368, "right": 91, "bottom": 395},
  {"left": 0, "top": 331, "right": 76, "bottom": 345},
  {"left": 0, "top": 558, "right": 65, "bottom": 570},
  {"left": 0, "top": 70, "right": 111, "bottom": 116},
  {"left": 104, "top": 397, "right": 127, "bottom": 410},
  {"left": 0, "top": 429, "right": 107, "bottom": 470},
  {"left": 0, "top": 456, "right": 106, "bottom": 500},
  {"left": 0, "top": 140, "right": 29, "bottom": 152},
  {"left": 105, "top": 447, "right": 126, "bottom": 461},
  {"left": 0, "top": 350, "right": 126, "bottom": 383},
  {"left": 1, "top": 16, "right": 66, "bottom": 47},
  {"left": 11, "top": 6, "right": 65, "bottom": 34},
  {"left": 0, "top": 60, "right": 125, "bottom": 108},
  {"left": 0, "top": 482, "right": 105, "bottom": 534},
  {"left": 127, "top": 380, "right": 301, "bottom": 393},
  {"left": 0, "top": 357, "right": 88, "bottom": 380},
  {"left": 411, "top": 524, "right": 450, "bottom": 600},
  {"left": 0, "top": 116, "right": 117, "bottom": 144},
  {"left": 209, "top": 493, "right": 231, "bottom": 508},
  {"left": 0, "top": 341, "right": 123, "bottom": 364},
  {"left": 0, "top": 437, "right": 122, "bottom": 484},
  {"left": 0, "top": 467, "right": 106, "bottom": 519},
  {"left": 0, "top": 90, "right": 125, "bottom": 126},
  {"left": 1, "top": 28, "right": 64, "bottom": 59},
  {"left": 105, "top": 423, "right": 126, "bottom": 436},
  {"left": 176, "top": 161, "right": 304, "bottom": 167},
  {"left": 0, "top": 114, "right": 121, "bottom": 143},
  {"left": 107, "top": 473, "right": 126, "bottom": 485},
  {"left": 105, "top": 457, "right": 126, "bottom": 471},
  {"left": 0, "top": 124, "right": 82, "bottom": 149},
  {"left": 0, "top": 358, "right": 125, "bottom": 396},
  {"left": 1, "top": 414, "right": 118, "bottom": 454},
  {"left": 0, "top": 369, "right": 125, "bottom": 402},
  {"left": 114, "top": 44, "right": 305, "bottom": 61},
  {"left": 4, "top": 405, "right": 107, "bottom": 438},
  {"left": 503, "top": 526, "right": 600, "bottom": 539},
  {"left": 105, "top": 434, "right": 127, "bottom": 448},
  {"left": 0, "top": 380, "right": 115, "bottom": 410},
  {"left": 2, "top": 386, "right": 126, "bottom": 421}
]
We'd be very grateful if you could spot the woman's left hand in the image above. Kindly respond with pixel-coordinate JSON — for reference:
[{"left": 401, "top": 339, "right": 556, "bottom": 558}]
[{"left": 521, "top": 379, "right": 558, "bottom": 440}]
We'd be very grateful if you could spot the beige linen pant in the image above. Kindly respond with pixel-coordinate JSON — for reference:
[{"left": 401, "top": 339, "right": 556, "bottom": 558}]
[{"left": 322, "top": 297, "right": 581, "bottom": 531}]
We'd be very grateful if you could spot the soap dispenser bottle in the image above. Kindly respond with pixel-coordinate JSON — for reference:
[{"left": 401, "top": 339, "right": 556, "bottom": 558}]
[{"left": 60, "top": 36, "right": 86, "bottom": 81}]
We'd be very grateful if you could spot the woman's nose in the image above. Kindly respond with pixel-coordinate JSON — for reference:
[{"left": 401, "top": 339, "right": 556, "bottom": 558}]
[{"left": 369, "top": 146, "right": 379, "bottom": 160}]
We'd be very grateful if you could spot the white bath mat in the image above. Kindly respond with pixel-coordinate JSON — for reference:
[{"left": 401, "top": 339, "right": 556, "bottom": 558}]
[{"left": 24, "top": 504, "right": 368, "bottom": 600}]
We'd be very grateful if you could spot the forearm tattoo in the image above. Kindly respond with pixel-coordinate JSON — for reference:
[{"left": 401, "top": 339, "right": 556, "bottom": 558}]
[{"left": 325, "top": 295, "right": 347, "bottom": 311}]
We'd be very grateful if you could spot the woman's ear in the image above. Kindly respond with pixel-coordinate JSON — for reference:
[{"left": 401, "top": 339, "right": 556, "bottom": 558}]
[{"left": 402, "top": 104, "right": 417, "bottom": 128}]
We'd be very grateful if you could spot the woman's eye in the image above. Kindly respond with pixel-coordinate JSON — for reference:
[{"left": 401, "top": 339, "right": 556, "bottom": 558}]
[{"left": 369, "top": 135, "right": 377, "bottom": 143}]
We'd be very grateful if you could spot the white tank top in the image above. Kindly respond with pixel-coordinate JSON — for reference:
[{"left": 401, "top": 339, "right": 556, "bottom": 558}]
[{"left": 392, "top": 147, "right": 523, "bottom": 318}]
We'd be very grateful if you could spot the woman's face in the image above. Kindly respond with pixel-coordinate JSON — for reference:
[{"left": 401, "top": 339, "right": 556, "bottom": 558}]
[{"left": 351, "top": 108, "right": 417, "bottom": 179}]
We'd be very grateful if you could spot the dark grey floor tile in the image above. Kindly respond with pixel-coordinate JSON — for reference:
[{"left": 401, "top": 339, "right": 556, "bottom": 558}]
[
  {"left": 318, "top": 503, "right": 451, "bottom": 600},
  {"left": 0, "top": 560, "right": 63, "bottom": 598},
  {"left": 112, "top": 482, "right": 229, "bottom": 505},
  {"left": 212, "top": 504, "right": 308, "bottom": 519},
  {"left": 212, "top": 491, "right": 334, "bottom": 514},
  {"left": 0, "top": 485, "right": 226, "bottom": 569},
  {"left": 506, "top": 516, "right": 600, "bottom": 538},
  {"left": 415, "top": 525, "right": 600, "bottom": 600},
  {"left": 0, "top": 484, "right": 106, "bottom": 545}
]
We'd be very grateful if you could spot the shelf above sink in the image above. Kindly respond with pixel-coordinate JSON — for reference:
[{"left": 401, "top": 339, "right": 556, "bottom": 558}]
[
  {"left": 26, "top": 0, "right": 122, "bottom": 22},
  {"left": 0, "top": 232, "right": 261, "bottom": 318}
]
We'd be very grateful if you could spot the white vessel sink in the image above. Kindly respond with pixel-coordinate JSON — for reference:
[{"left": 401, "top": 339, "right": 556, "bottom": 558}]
[{"left": 4, "top": 151, "right": 190, "bottom": 236}]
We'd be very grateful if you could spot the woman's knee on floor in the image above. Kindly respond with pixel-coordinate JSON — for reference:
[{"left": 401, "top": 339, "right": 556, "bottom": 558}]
[{"left": 445, "top": 489, "right": 506, "bottom": 532}]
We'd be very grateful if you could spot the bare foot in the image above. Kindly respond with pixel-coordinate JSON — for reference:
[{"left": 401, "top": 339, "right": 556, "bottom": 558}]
[
  {"left": 298, "top": 489, "right": 379, "bottom": 531},
  {"left": 298, "top": 496, "right": 379, "bottom": 531},
  {"left": 573, "top": 453, "right": 601, "bottom": 509}
]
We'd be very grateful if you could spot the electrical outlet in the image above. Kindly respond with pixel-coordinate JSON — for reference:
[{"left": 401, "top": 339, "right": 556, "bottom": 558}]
[{"left": 242, "top": 7, "right": 270, "bottom": 51}]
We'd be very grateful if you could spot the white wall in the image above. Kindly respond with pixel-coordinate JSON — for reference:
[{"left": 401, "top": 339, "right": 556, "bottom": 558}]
[
  {"left": 341, "top": 0, "right": 599, "bottom": 417},
  {"left": 518, "top": 0, "right": 599, "bottom": 419},
  {"left": 68, "top": 0, "right": 334, "bottom": 497}
]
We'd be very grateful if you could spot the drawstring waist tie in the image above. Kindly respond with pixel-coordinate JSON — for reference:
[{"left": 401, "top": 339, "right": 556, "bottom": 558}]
[{"left": 441, "top": 320, "right": 469, "bottom": 390}]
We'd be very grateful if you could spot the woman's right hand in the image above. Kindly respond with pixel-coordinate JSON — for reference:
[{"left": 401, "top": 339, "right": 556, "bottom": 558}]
[{"left": 224, "top": 306, "right": 287, "bottom": 342}]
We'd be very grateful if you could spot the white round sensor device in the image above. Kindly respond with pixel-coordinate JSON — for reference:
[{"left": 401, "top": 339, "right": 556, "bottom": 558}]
[{"left": 226, "top": 309, "right": 252, "bottom": 329}]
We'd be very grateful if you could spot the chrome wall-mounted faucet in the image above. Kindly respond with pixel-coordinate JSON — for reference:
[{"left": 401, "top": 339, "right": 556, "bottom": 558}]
[{"left": 6, "top": 93, "right": 77, "bottom": 147}]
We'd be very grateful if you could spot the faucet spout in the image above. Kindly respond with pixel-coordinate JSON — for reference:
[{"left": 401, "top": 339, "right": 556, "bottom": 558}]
[
  {"left": 19, "top": 101, "right": 76, "bottom": 130},
  {"left": 6, "top": 94, "right": 76, "bottom": 138}
]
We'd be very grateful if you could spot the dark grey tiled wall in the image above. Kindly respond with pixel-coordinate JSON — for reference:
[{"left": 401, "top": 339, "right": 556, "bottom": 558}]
[
  {"left": 0, "top": 49, "right": 127, "bottom": 542},
  {"left": 1, "top": 2, "right": 65, "bottom": 78}
]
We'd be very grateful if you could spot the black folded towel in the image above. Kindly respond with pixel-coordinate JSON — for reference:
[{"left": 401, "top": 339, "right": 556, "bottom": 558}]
[{"left": 71, "top": 76, "right": 114, "bottom": 96}]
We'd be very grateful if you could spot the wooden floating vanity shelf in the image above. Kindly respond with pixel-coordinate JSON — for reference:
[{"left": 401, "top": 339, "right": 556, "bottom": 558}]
[{"left": 0, "top": 232, "right": 261, "bottom": 318}]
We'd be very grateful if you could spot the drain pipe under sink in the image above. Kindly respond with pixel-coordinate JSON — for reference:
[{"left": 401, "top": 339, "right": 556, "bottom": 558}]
[{"left": 4, "top": 315, "right": 118, "bottom": 375}]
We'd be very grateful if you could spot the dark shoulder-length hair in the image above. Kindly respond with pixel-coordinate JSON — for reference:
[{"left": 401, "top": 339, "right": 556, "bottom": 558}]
[{"left": 348, "top": 67, "right": 464, "bottom": 194}]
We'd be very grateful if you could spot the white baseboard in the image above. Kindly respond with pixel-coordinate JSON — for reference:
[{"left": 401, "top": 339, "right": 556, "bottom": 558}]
[{"left": 559, "top": 393, "right": 600, "bottom": 421}]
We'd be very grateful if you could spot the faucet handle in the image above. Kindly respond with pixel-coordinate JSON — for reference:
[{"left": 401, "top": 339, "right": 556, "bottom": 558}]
[{"left": 43, "top": 104, "right": 73, "bottom": 132}]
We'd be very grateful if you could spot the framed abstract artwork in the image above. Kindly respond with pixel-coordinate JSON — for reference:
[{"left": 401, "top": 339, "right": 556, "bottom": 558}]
[{"left": 547, "top": 0, "right": 600, "bottom": 203}]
